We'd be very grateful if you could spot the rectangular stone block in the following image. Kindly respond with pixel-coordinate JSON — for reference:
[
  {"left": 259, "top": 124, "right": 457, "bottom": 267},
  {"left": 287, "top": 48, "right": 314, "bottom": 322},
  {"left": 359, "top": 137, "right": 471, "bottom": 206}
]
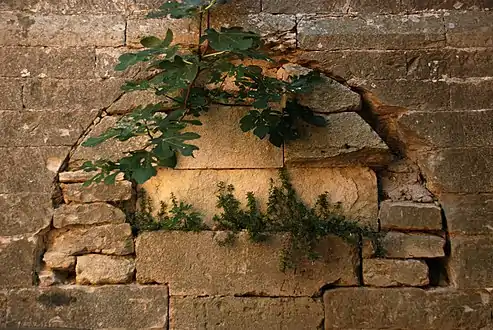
[
  {"left": 23, "top": 78, "right": 123, "bottom": 110},
  {"left": 440, "top": 193, "right": 493, "bottom": 235},
  {"left": 445, "top": 11, "right": 493, "bottom": 47},
  {"left": 142, "top": 167, "right": 378, "bottom": 227},
  {"left": 53, "top": 203, "right": 126, "bottom": 228},
  {"left": 0, "top": 0, "right": 127, "bottom": 13},
  {"left": 136, "top": 231, "right": 358, "bottom": 296},
  {"left": 176, "top": 106, "right": 283, "bottom": 169},
  {"left": 449, "top": 235, "right": 493, "bottom": 288},
  {"left": 0, "top": 47, "right": 95, "bottom": 79},
  {"left": 379, "top": 201, "right": 442, "bottom": 231},
  {"left": 127, "top": 17, "right": 199, "bottom": 48},
  {"left": 61, "top": 181, "right": 132, "bottom": 203},
  {"left": 5, "top": 286, "right": 168, "bottom": 328},
  {"left": 95, "top": 47, "right": 146, "bottom": 79},
  {"left": 0, "top": 238, "right": 37, "bottom": 288},
  {"left": 0, "top": 110, "right": 99, "bottom": 147},
  {"left": 0, "top": 12, "right": 125, "bottom": 47},
  {"left": 0, "top": 193, "right": 52, "bottom": 236},
  {"left": 299, "top": 14, "right": 445, "bottom": 50},
  {"left": 324, "top": 288, "right": 492, "bottom": 329},
  {"left": 450, "top": 81, "right": 493, "bottom": 110},
  {"left": 0, "top": 79, "right": 23, "bottom": 110},
  {"left": 0, "top": 147, "right": 69, "bottom": 193},
  {"left": 402, "top": 0, "right": 489, "bottom": 10},
  {"left": 380, "top": 232, "right": 445, "bottom": 258},
  {"left": 76, "top": 254, "right": 135, "bottom": 285},
  {"left": 170, "top": 296, "right": 323, "bottom": 330},
  {"left": 263, "top": 0, "right": 399, "bottom": 13},
  {"left": 363, "top": 259, "right": 429, "bottom": 287},
  {"left": 419, "top": 148, "right": 493, "bottom": 193},
  {"left": 299, "top": 50, "right": 406, "bottom": 80}
]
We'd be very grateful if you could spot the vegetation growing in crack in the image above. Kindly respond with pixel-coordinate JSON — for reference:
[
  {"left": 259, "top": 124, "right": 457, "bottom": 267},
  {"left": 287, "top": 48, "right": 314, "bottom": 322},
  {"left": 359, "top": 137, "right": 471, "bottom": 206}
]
[
  {"left": 79, "top": 0, "right": 326, "bottom": 186},
  {"left": 130, "top": 169, "right": 383, "bottom": 270}
]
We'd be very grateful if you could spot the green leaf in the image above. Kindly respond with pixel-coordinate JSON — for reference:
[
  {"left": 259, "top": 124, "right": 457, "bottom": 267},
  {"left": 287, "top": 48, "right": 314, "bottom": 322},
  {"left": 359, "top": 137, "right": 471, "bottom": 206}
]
[
  {"left": 239, "top": 114, "right": 256, "bottom": 132},
  {"left": 180, "top": 132, "right": 201, "bottom": 140},
  {"left": 115, "top": 54, "right": 138, "bottom": 71},
  {"left": 132, "top": 167, "right": 157, "bottom": 184},
  {"left": 253, "top": 125, "right": 269, "bottom": 139},
  {"left": 205, "top": 28, "right": 259, "bottom": 52},
  {"left": 158, "top": 154, "right": 178, "bottom": 167},
  {"left": 103, "top": 172, "right": 119, "bottom": 185}
]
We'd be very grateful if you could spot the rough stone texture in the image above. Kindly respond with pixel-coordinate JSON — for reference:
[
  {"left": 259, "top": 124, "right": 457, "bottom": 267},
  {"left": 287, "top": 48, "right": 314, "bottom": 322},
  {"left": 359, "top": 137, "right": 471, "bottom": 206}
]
[
  {"left": 53, "top": 203, "right": 126, "bottom": 228},
  {"left": 440, "top": 193, "right": 493, "bottom": 235},
  {"left": 176, "top": 106, "right": 283, "bottom": 169},
  {"left": 0, "top": 12, "right": 126, "bottom": 47},
  {"left": 379, "top": 232, "right": 446, "bottom": 258},
  {"left": 324, "top": 288, "right": 492, "bottom": 329},
  {"left": 0, "top": 110, "right": 99, "bottom": 147},
  {"left": 403, "top": 0, "right": 493, "bottom": 10},
  {"left": 127, "top": 17, "right": 199, "bottom": 47},
  {"left": 285, "top": 112, "right": 390, "bottom": 167},
  {"left": 106, "top": 90, "right": 165, "bottom": 114},
  {"left": 142, "top": 167, "right": 378, "bottom": 228},
  {"left": 444, "top": 11, "right": 493, "bottom": 47},
  {"left": 46, "top": 223, "right": 134, "bottom": 256},
  {"left": 59, "top": 170, "right": 125, "bottom": 183},
  {"left": 263, "top": 0, "right": 400, "bottom": 13},
  {"left": 449, "top": 235, "right": 493, "bottom": 289},
  {"left": 299, "top": 15, "right": 445, "bottom": 50},
  {"left": 170, "top": 296, "right": 324, "bottom": 330},
  {"left": 450, "top": 81, "right": 493, "bottom": 111},
  {"left": 0, "top": 238, "right": 37, "bottom": 288},
  {"left": 0, "top": 292, "right": 6, "bottom": 327},
  {"left": 379, "top": 201, "right": 442, "bottom": 231},
  {"left": 0, "top": 79, "right": 23, "bottom": 110},
  {"left": 5, "top": 286, "right": 169, "bottom": 328},
  {"left": 61, "top": 181, "right": 132, "bottom": 203},
  {"left": 0, "top": 193, "right": 52, "bottom": 236},
  {"left": 136, "top": 231, "right": 358, "bottom": 296},
  {"left": 363, "top": 259, "right": 429, "bottom": 287},
  {"left": 0, "top": 0, "right": 128, "bottom": 13},
  {"left": 42, "top": 252, "right": 76, "bottom": 271},
  {"left": 76, "top": 254, "right": 135, "bottom": 285}
]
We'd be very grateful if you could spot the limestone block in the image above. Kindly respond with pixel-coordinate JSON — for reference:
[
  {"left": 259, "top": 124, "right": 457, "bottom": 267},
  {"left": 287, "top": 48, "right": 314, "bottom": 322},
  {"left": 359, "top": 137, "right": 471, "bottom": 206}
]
[
  {"left": 46, "top": 223, "right": 134, "bottom": 256},
  {"left": 61, "top": 181, "right": 132, "bottom": 203},
  {"left": 324, "top": 288, "right": 492, "bottom": 329},
  {"left": 403, "top": 0, "right": 491, "bottom": 10},
  {"left": 450, "top": 81, "right": 493, "bottom": 111},
  {"left": 59, "top": 170, "right": 124, "bottom": 183},
  {"left": 76, "top": 254, "right": 135, "bottom": 285},
  {"left": 0, "top": 0, "right": 127, "bottom": 13},
  {"left": 380, "top": 232, "right": 445, "bottom": 258},
  {"left": 440, "top": 193, "right": 493, "bottom": 235},
  {"left": 53, "top": 203, "right": 126, "bottom": 228},
  {"left": 43, "top": 252, "right": 76, "bottom": 271},
  {"left": 444, "top": 11, "right": 493, "bottom": 47},
  {"left": 285, "top": 112, "right": 390, "bottom": 167},
  {"left": 449, "top": 235, "right": 493, "bottom": 288},
  {"left": 363, "top": 259, "right": 429, "bottom": 287},
  {"left": 170, "top": 296, "right": 323, "bottom": 330},
  {"left": 0, "top": 238, "right": 37, "bottom": 288},
  {"left": 5, "top": 286, "right": 168, "bottom": 328},
  {"left": 0, "top": 292, "right": 6, "bottom": 326},
  {"left": 379, "top": 201, "right": 442, "bottom": 231},
  {"left": 176, "top": 106, "right": 283, "bottom": 169},
  {"left": 127, "top": 17, "right": 198, "bottom": 48},
  {"left": 0, "top": 193, "right": 52, "bottom": 236},
  {"left": 0, "top": 79, "right": 23, "bottom": 110},
  {"left": 141, "top": 167, "right": 378, "bottom": 228},
  {"left": 106, "top": 90, "right": 166, "bottom": 115},
  {"left": 136, "top": 231, "right": 358, "bottom": 296},
  {"left": 38, "top": 268, "right": 67, "bottom": 287}
]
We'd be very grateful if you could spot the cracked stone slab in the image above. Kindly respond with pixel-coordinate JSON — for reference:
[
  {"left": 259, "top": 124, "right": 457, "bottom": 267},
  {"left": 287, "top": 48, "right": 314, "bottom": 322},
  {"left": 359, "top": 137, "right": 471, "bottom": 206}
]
[{"left": 363, "top": 259, "right": 429, "bottom": 287}]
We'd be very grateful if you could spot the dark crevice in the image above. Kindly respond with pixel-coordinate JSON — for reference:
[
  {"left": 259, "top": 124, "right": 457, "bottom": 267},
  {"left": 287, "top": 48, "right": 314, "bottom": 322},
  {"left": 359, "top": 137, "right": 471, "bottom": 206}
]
[
  {"left": 426, "top": 257, "right": 449, "bottom": 287},
  {"left": 357, "top": 234, "right": 364, "bottom": 286}
]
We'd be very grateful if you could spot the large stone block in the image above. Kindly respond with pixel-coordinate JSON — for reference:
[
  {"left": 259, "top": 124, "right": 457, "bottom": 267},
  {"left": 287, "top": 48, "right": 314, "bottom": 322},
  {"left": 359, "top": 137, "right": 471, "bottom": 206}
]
[
  {"left": 136, "top": 231, "right": 358, "bottom": 296},
  {"left": 0, "top": 47, "right": 95, "bottom": 79},
  {"left": 62, "top": 181, "right": 132, "bottom": 203},
  {"left": 419, "top": 148, "right": 493, "bottom": 193},
  {"left": 440, "top": 193, "right": 493, "bottom": 235},
  {"left": 0, "top": 0, "right": 127, "bottom": 13},
  {"left": 0, "top": 110, "right": 99, "bottom": 147},
  {"left": 363, "top": 259, "right": 429, "bottom": 287},
  {"left": 324, "top": 288, "right": 492, "bottom": 329},
  {"left": 379, "top": 201, "right": 442, "bottom": 231},
  {"left": 43, "top": 252, "right": 76, "bottom": 271},
  {"left": 53, "top": 203, "right": 126, "bottom": 228},
  {"left": 0, "top": 238, "right": 37, "bottom": 288},
  {"left": 263, "top": 0, "right": 399, "bottom": 13},
  {"left": 46, "top": 223, "right": 134, "bottom": 256},
  {"left": 5, "top": 286, "right": 168, "bottom": 328},
  {"left": 76, "top": 254, "right": 135, "bottom": 285},
  {"left": 0, "top": 193, "right": 52, "bottom": 236},
  {"left": 0, "top": 147, "right": 69, "bottom": 194},
  {"left": 299, "top": 14, "right": 445, "bottom": 50},
  {"left": 142, "top": 167, "right": 378, "bottom": 227},
  {"left": 127, "top": 17, "right": 199, "bottom": 48},
  {"left": 449, "top": 235, "right": 493, "bottom": 288},
  {"left": 450, "top": 81, "right": 493, "bottom": 111},
  {"left": 0, "top": 12, "right": 125, "bottom": 47},
  {"left": 170, "top": 296, "right": 323, "bottom": 330},
  {"left": 445, "top": 11, "right": 493, "bottom": 47},
  {"left": 0, "top": 79, "right": 23, "bottom": 110},
  {"left": 106, "top": 89, "right": 164, "bottom": 114},
  {"left": 285, "top": 112, "right": 390, "bottom": 167},
  {"left": 402, "top": 0, "right": 491, "bottom": 10},
  {"left": 176, "top": 106, "right": 283, "bottom": 169},
  {"left": 374, "top": 232, "right": 446, "bottom": 258},
  {"left": 23, "top": 78, "right": 123, "bottom": 111}
]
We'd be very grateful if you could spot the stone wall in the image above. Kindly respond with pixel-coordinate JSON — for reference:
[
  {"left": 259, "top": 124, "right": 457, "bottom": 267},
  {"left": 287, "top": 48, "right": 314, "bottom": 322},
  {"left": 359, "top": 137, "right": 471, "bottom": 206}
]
[{"left": 1, "top": 0, "right": 493, "bottom": 329}]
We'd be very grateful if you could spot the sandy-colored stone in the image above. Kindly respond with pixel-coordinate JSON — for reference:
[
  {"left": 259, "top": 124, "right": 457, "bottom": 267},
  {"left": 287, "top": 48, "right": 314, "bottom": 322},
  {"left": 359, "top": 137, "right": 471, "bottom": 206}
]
[
  {"left": 0, "top": 238, "right": 38, "bottom": 288},
  {"left": 176, "top": 106, "right": 283, "bottom": 169},
  {"left": 0, "top": 193, "right": 52, "bottom": 236},
  {"left": 5, "top": 286, "right": 168, "bottom": 328},
  {"left": 379, "top": 201, "right": 442, "bottom": 231},
  {"left": 43, "top": 252, "right": 76, "bottom": 271},
  {"left": 285, "top": 112, "right": 390, "bottom": 167},
  {"left": 142, "top": 167, "right": 378, "bottom": 228},
  {"left": 0, "top": 79, "right": 23, "bottom": 110},
  {"left": 444, "top": 11, "right": 493, "bottom": 47},
  {"left": 59, "top": 170, "right": 124, "bottom": 183},
  {"left": 170, "top": 296, "right": 323, "bottom": 330},
  {"left": 363, "top": 259, "right": 429, "bottom": 287},
  {"left": 136, "top": 231, "right": 358, "bottom": 296},
  {"left": 76, "top": 254, "right": 135, "bottom": 285},
  {"left": 450, "top": 81, "right": 493, "bottom": 111},
  {"left": 106, "top": 90, "right": 166, "bottom": 115},
  {"left": 441, "top": 193, "right": 493, "bottom": 235},
  {"left": 127, "top": 17, "right": 198, "bottom": 48},
  {"left": 46, "top": 223, "right": 134, "bottom": 256},
  {"left": 324, "top": 288, "right": 492, "bottom": 329},
  {"left": 53, "top": 203, "right": 126, "bottom": 228},
  {"left": 380, "top": 232, "right": 445, "bottom": 258},
  {"left": 61, "top": 181, "right": 132, "bottom": 203},
  {"left": 0, "top": 0, "right": 127, "bottom": 13}
]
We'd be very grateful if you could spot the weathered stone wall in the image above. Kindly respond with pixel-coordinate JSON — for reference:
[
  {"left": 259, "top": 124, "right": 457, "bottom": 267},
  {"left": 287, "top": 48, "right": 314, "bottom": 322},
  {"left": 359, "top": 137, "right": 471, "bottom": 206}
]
[{"left": 1, "top": 0, "right": 492, "bottom": 329}]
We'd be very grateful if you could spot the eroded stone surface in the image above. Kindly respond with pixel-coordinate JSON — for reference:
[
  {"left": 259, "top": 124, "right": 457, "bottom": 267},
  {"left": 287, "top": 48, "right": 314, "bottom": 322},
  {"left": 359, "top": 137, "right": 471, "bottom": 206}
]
[
  {"left": 440, "top": 193, "right": 493, "bottom": 235},
  {"left": 379, "top": 201, "right": 442, "bottom": 231},
  {"left": 0, "top": 193, "right": 52, "bottom": 236},
  {"left": 76, "top": 254, "right": 135, "bottom": 285},
  {"left": 363, "top": 259, "right": 429, "bottom": 287},
  {"left": 53, "top": 203, "right": 126, "bottom": 228},
  {"left": 43, "top": 252, "right": 76, "bottom": 271},
  {"left": 0, "top": 238, "right": 37, "bottom": 288},
  {"left": 62, "top": 181, "right": 132, "bottom": 203},
  {"left": 380, "top": 232, "right": 445, "bottom": 259},
  {"left": 136, "top": 231, "right": 358, "bottom": 296}
]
